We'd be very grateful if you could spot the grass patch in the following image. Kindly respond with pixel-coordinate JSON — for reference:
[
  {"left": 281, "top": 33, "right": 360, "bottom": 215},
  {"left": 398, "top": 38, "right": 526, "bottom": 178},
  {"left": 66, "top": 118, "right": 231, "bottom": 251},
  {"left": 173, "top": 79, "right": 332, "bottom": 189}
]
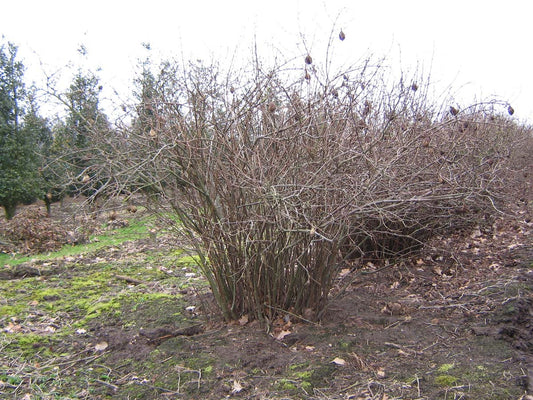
[
  {"left": 0, "top": 217, "right": 151, "bottom": 266},
  {"left": 437, "top": 363, "right": 455, "bottom": 373},
  {"left": 435, "top": 374, "right": 458, "bottom": 387},
  {"left": 277, "top": 378, "right": 298, "bottom": 391},
  {"left": 2, "top": 333, "right": 56, "bottom": 359},
  {"left": 278, "top": 362, "right": 337, "bottom": 395}
]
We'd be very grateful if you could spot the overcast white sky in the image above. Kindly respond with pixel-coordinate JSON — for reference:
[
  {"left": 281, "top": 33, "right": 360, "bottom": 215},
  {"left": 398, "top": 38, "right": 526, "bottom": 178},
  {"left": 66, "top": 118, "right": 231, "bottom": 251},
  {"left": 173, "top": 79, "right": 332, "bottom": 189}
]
[{"left": 1, "top": 0, "right": 532, "bottom": 123}]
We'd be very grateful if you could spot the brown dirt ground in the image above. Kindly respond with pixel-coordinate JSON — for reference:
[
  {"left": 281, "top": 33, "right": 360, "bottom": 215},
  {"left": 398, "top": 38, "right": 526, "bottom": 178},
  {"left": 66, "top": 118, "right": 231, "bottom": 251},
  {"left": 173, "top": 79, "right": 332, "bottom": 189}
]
[
  {"left": 1, "top": 167, "right": 532, "bottom": 399},
  {"left": 80, "top": 207, "right": 532, "bottom": 399}
]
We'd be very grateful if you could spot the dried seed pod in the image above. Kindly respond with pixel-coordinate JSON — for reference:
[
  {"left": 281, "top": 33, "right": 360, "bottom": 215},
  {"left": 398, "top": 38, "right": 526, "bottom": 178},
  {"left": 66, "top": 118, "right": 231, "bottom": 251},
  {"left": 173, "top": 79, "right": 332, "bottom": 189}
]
[
  {"left": 411, "top": 83, "right": 418, "bottom": 92},
  {"left": 304, "top": 71, "right": 311, "bottom": 80},
  {"left": 449, "top": 106, "right": 459, "bottom": 116},
  {"left": 229, "top": 86, "right": 235, "bottom": 94},
  {"left": 339, "top": 30, "right": 346, "bottom": 41},
  {"left": 305, "top": 54, "right": 313, "bottom": 65},
  {"left": 362, "top": 101, "right": 371, "bottom": 117},
  {"left": 268, "top": 101, "right": 276, "bottom": 113},
  {"left": 508, "top": 105, "right": 514, "bottom": 115}
]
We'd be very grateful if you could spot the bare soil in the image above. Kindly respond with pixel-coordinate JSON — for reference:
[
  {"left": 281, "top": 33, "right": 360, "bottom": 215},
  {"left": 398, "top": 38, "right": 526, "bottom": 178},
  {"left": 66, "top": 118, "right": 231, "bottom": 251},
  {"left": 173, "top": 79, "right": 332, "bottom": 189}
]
[{"left": 1, "top": 191, "right": 532, "bottom": 399}]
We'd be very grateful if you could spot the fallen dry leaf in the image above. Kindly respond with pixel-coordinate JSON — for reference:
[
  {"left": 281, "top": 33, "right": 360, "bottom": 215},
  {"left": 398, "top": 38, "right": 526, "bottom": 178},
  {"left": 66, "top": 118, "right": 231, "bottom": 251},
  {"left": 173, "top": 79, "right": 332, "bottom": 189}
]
[
  {"left": 231, "top": 379, "right": 243, "bottom": 394},
  {"left": 339, "top": 268, "right": 351, "bottom": 278},
  {"left": 470, "top": 227, "right": 482, "bottom": 238},
  {"left": 94, "top": 341, "right": 108, "bottom": 351},
  {"left": 331, "top": 357, "right": 346, "bottom": 366},
  {"left": 376, "top": 368, "right": 386, "bottom": 378},
  {"left": 5, "top": 322, "right": 22, "bottom": 333},
  {"left": 275, "top": 330, "right": 292, "bottom": 341},
  {"left": 488, "top": 263, "right": 501, "bottom": 271}
]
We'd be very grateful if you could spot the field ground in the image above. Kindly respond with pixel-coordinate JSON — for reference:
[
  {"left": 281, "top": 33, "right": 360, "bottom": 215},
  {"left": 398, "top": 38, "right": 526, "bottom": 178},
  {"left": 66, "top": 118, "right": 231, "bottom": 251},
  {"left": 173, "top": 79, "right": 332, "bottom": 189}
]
[{"left": 0, "top": 193, "right": 531, "bottom": 399}]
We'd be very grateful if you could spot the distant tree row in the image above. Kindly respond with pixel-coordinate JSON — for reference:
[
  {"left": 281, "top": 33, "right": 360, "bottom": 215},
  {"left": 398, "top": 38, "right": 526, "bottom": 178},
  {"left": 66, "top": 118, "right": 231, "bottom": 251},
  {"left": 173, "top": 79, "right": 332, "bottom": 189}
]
[{"left": 0, "top": 40, "right": 110, "bottom": 219}]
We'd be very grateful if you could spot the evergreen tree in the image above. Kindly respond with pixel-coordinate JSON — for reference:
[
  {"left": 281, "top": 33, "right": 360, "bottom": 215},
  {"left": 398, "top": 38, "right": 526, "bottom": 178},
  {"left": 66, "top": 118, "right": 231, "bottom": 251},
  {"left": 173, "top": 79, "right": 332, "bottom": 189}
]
[
  {"left": 25, "top": 88, "right": 62, "bottom": 216},
  {"left": 0, "top": 42, "right": 43, "bottom": 219},
  {"left": 133, "top": 57, "right": 158, "bottom": 135},
  {"left": 127, "top": 50, "right": 168, "bottom": 196},
  {"left": 65, "top": 72, "right": 102, "bottom": 149},
  {"left": 62, "top": 70, "right": 109, "bottom": 196}
]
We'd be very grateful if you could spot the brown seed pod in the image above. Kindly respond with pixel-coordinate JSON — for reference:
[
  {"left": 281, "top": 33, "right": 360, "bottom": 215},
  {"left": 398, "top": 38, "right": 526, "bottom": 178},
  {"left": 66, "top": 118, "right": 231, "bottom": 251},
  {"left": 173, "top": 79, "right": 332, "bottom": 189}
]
[
  {"left": 304, "top": 71, "right": 311, "bottom": 80},
  {"left": 305, "top": 55, "right": 313, "bottom": 65},
  {"left": 459, "top": 121, "right": 469, "bottom": 132},
  {"left": 339, "top": 30, "right": 345, "bottom": 41},
  {"left": 449, "top": 106, "right": 459, "bottom": 116},
  {"left": 411, "top": 83, "right": 418, "bottom": 92},
  {"left": 229, "top": 86, "right": 235, "bottom": 94},
  {"left": 268, "top": 101, "right": 276, "bottom": 113},
  {"left": 362, "top": 101, "right": 372, "bottom": 117},
  {"left": 508, "top": 105, "right": 514, "bottom": 115}
]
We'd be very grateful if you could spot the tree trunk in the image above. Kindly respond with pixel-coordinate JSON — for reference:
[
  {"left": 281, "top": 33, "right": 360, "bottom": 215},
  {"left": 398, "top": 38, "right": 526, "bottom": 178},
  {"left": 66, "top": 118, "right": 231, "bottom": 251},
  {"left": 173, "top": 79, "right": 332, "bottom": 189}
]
[
  {"left": 44, "top": 195, "right": 52, "bottom": 217},
  {"left": 3, "top": 203, "right": 17, "bottom": 220}
]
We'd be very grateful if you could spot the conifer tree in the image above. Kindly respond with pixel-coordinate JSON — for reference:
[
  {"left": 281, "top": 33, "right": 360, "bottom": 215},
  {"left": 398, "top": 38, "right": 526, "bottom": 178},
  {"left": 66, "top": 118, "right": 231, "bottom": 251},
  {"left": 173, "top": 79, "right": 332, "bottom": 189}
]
[
  {"left": 0, "top": 42, "right": 43, "bottom": 219},
  {"left": 61, "top": 70, "right": 109, "bottom": 197}
]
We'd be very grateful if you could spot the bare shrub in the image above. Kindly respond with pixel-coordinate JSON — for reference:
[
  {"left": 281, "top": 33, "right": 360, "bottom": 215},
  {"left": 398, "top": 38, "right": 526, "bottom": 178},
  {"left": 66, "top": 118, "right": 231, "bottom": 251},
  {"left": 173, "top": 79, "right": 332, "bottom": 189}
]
[{"left": 102, "top": 54, "right": 527, "bottom": 323}]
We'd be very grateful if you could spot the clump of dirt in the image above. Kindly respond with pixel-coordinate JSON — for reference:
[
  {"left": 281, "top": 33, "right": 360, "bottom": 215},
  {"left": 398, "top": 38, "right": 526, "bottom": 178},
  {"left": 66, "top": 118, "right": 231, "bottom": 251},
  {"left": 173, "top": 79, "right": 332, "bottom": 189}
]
[{"left": 493, "top": 295, "right": 533, "bottom": 352}]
